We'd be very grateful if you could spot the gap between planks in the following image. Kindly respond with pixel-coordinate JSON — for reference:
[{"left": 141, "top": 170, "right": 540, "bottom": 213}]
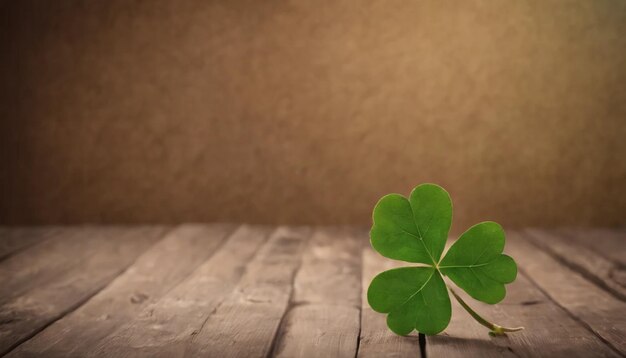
[
  {"left": 0, "top": 226, "right": 170, "bottom": 356},
  {"left": 182, "top": 226, "right": 312, "bottom": 358},
  {"left": 3, "top": 227, "right": 624, "bottom": 358},
  {"left": 524, "top": 228, "right": 626, "bottom": 301},
  {"left": 0, "top": 227, "right": 61, "bottom": 262},
  {"left": 429, "top": 230, "right": 625, "bottom": 358},
  {"left": 508, "top": 230, "right": 625, "bottom": 356},
  {"left": 83, "top": 226, "right": 309, "bottom": 357},
  {"left": 6, "top": 224, "right": 240, "bottom": 357},
  {"left": 269, "top": 227, "right": 364, "bottom": 358},
  {"left": 358, "top": 245, "right": 422, "bottom": 358},
  {"left": 359, "top": 231, "right": 625, "bottom": 358}
]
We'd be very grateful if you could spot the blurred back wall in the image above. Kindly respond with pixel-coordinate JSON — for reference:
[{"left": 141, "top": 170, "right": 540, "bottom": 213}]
[{"left": 1, "top": 0, "right": 625, "bottom": 230}]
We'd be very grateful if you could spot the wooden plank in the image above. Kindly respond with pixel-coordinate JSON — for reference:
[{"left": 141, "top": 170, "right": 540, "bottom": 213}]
[
  {"left": 0, "top": 227, "right": 118, "bottom": 304},
  {"left": 427, "top": 271, "right": 619, "bottom": 357},
  {"left": 0, "top": 227, "right": 163, "bottom": 304},
  {"left": 558, "top": 228, "right": 626, "bottom": 266},
  {"left": 0, "top": 226, "right": 166, "bottom": 356},
  {"left": 7, "top": 224, "right": 235, "bottom": 357},
  {"left": 559, "top": 228, "right": 626, "bottom": 290},
  {"left": 86, "top": 225, "right": 285, "bottom": 357},
  {"left": 525, "top": 229, "right": 626, "bottom": 300},
  {"left": 0, "top": 227, "right": 59, "bottom": 261},
  {"left": 562, "top": 228, "right": 626, "bottom": 292},
  {"left": 505, "top": 231, "right": 626, "bottom": 356},
  {"left": 358, "top": 234, "right": 620, "bottom": 357},
  {"left": 184, "top": 226, "right": 311, "bottom": 358},
  {"left": 357, "top": 246, "right": 423, "bottom": 358},
  {"left": 271, "top": 227, "right": 363, "bottom": 358}
]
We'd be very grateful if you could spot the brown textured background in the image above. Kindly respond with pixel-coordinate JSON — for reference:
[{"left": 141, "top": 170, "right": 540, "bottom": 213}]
[{"left": 1, "top": 0, "right": 625, "bottom": 231}]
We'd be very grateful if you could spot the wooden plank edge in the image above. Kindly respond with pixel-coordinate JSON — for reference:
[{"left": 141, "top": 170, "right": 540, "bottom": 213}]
[
  {"left": 185, "top": 226, "right": 312, "bottom": 357},
  {"left": 265, "top": 237, "right": 309, "bottom": 358},
  {"left": 0, "top": 227, "right": 60, "bottom": 262},
  {"left": 517, "top": 266, "right": 625, "bottom": 358},
  {"left": 524, "top": 229, "right": 626, "bottom": 301},
  {"left": 270, "top": 226, "right": 364, "bottom": 358},
  {"left": 0, "top": 226, "right": 171, "bottom": 357}
]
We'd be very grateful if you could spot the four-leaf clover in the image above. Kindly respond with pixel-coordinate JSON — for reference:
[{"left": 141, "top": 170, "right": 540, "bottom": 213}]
[{"left": 367, "top": 183, "right": 518, "bottom": 335}]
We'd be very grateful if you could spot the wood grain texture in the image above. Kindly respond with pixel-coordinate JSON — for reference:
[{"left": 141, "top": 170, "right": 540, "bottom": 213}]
[
  {"left": 272, "top": 227, "right": 363, "bottom": 358},
  {"left": 559, "top": 228, "right": 626, "bottom": 289},
  {"left": 184, "top": 226, "right": 312, "bottom": 358},
  {"left": 0, "top": 226, "right": 624, "bottom": 357},
  {"left": 507, "top": 231, "right": 626, "bottom": 355},
  {"left": 0, "top": 227, "right": 60, "bottom": 261},
  {"left": 0, "top": 227, "right": 122, "bottom": 305},
  {"left": 8, "top": 224, "right": 235, "bottom": 357},
  {"left": 0, "top": 226, "right": 166, "bottom": 356},
  {"left": 525, "top": 228, "right": 626, "bottom": 301},
  {"left": 92, "top": 225, "right": 280, "bottom": 357},
  {"left": 427, "top": 269, "right": 619, "bottom": 357},
  {"left": 557, "top": 228, "right": 626, "bottom": 266},
  {"left": 357, "top": 247, "right": 423, "bottom": 358},
  {"left": 88, "top": 225, "right": 276, "bottom": 357}
]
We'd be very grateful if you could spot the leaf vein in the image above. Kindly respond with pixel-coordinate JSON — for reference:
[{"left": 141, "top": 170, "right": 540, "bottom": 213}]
[
  {"left": 409, "top": 202, "right": 437, "bottom": 265},
  {"left": 397, "top": 269, "right": 435, "bottom": 309}
]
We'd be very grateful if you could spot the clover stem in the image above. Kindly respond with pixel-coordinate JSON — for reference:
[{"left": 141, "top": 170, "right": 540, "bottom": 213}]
[{"left": 448, "top": 286, "right": 524, "bottom": 336}]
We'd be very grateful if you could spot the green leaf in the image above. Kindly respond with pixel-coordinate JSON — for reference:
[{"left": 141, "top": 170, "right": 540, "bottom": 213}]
[
  {"left": 367, "top": 267, "right": 451, "bottom": 335},
  {"left": 439, "top": 222, "right": 517, "bottom": 304},
  {"left": 367, "top": 184, "right": 519, "bottom": 336},
  {"left": 370, "top": 184, "right": 452, "bottom": 265}
]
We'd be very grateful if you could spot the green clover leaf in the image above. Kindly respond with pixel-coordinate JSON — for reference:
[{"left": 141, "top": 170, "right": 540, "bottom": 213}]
[{"left": 367, "top": 183, "right": 521, "bottom": 336}]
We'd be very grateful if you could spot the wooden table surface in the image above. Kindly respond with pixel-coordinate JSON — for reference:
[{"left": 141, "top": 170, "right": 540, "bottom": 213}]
[{"left": 0, "top": 225, "right": 624, "bottom": 357}]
